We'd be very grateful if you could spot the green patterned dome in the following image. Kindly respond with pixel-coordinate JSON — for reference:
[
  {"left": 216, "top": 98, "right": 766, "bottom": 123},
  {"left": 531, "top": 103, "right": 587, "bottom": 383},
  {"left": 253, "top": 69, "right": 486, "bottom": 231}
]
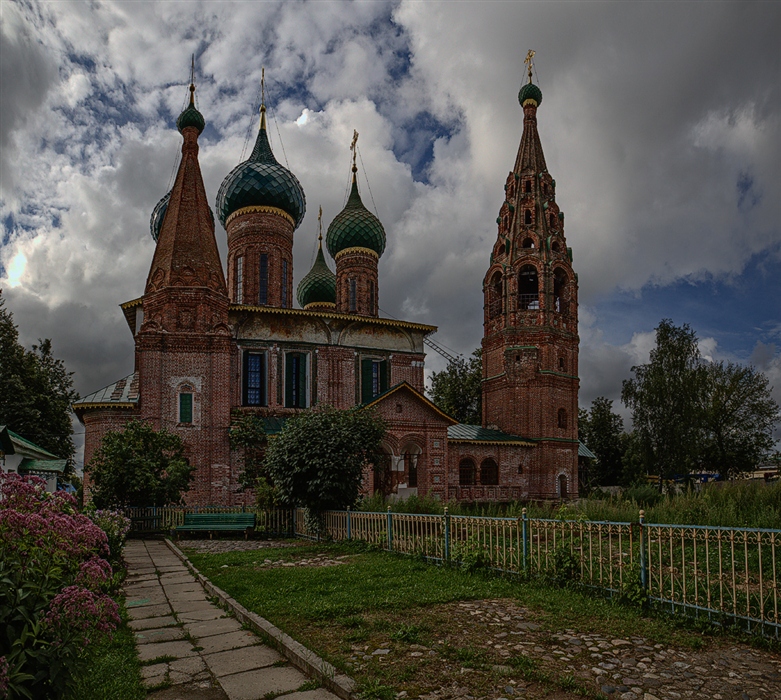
[
  {"left": 297, "top": 242, "right": 336, "bottom": 309},
  {"left": 216, "top": 115, "right": 306, "bottom": 229},
  {"left": 177, "top": 85, "right": 205, "bottom": 134},
  {"left": 150, "top": 191, "right": 171, "bottom": 242},
  {"left": 326, "top": 175, "right": 386, "bottom": 258},
  {"left": 519, "top": 81, "right": 542, "bottom": 107}
]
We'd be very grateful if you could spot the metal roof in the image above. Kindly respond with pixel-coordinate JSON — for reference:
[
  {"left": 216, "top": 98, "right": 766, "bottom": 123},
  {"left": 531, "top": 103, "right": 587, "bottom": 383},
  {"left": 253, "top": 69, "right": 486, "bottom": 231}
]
[
  {"left": 19, "top": 458, "right": 68, "bottom": 473},
  {"left": 73, "top": 372, "right": 139, "bottom": 408},
  {"left": 447, "top": 424, "right": 535, "bottom": 446},
  {"left": 578, "top": 441, "right": 597, "bottom": 459},
  {"left": 0, "top": 426, "right": 59, "bottom": 459}
]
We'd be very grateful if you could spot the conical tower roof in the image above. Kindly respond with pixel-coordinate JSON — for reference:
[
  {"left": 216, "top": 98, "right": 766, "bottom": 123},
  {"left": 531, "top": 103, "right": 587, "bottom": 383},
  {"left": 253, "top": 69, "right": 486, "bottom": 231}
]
[
  {"left": 297, "top": 228, "right": 336, "bottom": 310},
  {"left": 145, "top": 81, "right": 226, "bottom": 295}
]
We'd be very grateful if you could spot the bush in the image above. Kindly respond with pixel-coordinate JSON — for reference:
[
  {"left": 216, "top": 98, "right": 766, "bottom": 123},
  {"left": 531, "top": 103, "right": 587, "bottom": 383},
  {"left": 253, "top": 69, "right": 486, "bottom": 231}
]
[
  {"left": 85, "top": 508, "right": 131, "bottom": 572},
  {"left": 0, "top": 473, "right": 120, "bottom": 699}
]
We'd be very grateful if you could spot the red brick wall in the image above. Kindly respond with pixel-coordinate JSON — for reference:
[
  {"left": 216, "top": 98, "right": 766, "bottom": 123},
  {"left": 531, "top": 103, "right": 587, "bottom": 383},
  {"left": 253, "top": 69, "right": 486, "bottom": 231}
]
[
  {"left": 335, "top": 250, "right": 379, "bottom": 316},
  {"left": 226, "top": 209, "right": 295, "bottom": 307},
  {"left": 81, "top": 409, "right": 137, "bottom": 502}
]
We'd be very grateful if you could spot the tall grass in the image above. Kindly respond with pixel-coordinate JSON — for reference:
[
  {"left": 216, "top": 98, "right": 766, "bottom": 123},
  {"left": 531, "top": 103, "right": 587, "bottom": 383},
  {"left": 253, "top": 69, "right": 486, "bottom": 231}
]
[{"left": 357, "top": 480, "right": 781, "bottom": 529}]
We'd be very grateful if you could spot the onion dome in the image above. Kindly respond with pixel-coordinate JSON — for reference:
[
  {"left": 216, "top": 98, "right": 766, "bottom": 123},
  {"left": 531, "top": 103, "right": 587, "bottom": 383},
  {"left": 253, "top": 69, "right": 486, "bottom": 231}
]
[
  {"left": 177, "top": 83, "right": 205, "bottom": 134},
  {"left": 216, "top": 106, "right": 306, "bottom": 229},
  {"left": 150, "top": 191, "right": 170, "bottom": 242},
  {"left": 297, "top": 230, "right": 336, "bottom": 310},
  {"left": 326, "top": 168, "right": 386, "bottom": 258},
  {"left": 519, "top": 81, "right": 542, "bottom": 108}
]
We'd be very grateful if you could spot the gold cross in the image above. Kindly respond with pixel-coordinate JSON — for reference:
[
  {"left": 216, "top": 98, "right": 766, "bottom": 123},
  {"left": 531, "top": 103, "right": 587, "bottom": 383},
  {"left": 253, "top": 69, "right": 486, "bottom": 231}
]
[
  {"left": 351, "top": 129, "right": 359, "bottom": 169},
  {"left": 524, "top": 49, "right": 535, "bottom": 83},
  {"left": 261, "top": 67, "right": 265, "bottom": 108},
  {"left": 318, "top": 206, "right": 323, "bottom": 241}
]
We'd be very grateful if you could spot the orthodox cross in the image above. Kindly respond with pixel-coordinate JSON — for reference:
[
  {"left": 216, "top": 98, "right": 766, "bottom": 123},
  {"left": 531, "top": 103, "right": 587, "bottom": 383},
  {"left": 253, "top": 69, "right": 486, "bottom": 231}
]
[
  {"left": 351, "top": 129, "right": 359, "bottom": 170},
  {"left": 318, "top": 205, "right": 323, "bottom": 242},
  {"left": 524, "top": 49, "right": 535, "bottom": 83},
  {"left": 188, "top": 54, "right": 195, "bottom": 106},
  {"left": 261, "top": 67, "right": 265, "bottom": 106}
]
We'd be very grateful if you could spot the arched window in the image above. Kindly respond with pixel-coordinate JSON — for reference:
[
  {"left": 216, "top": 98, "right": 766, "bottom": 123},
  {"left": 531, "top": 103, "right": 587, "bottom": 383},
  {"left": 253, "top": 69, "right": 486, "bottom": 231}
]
[
  {"left": 553, "top": 268, "right": 568, "bottom": 313},
  {"left": 521, "top": 237, "right": 535, "bottom": 249},
  {"left": 487, "top": 272, "right": 502, "bottom": 319},
  {"left": 549, "top": 213, "right": 555, "bottom": 227},
  {"left": 558, "top": 357, "right": 565, "bottom": 372},
  {"left": 551, "top": 240, "right": 560, "bottom": 253},
  {"left": 179, "top": 385, "right": 193, "bottom": 424},
  {"left": 558, "top": 474, "right": 568, "bottom": 499},
  {"left": 525, "top": 180, "right": 531, "bottom": 194},
  {"left": 524, "top": 210, "right": 532, "bottom": 226},
  {"left": 518, "top": 265, "right": 539, "bottom": 310},
  {"left": 459, "top": 459, "right": 476, "bottom": 486},
  {"left": 402, "top": 444, "right": 421, "bottom": 488},
  {"left": 557, "top": 408, "right": 567, "bottom": 429},
  {"left": 480, "top": 458, "right": 499, "bottom": 486}
]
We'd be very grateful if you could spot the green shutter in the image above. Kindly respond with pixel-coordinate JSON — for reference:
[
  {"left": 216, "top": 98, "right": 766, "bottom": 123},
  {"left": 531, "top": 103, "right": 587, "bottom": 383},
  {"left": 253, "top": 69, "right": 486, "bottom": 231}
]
[
  {"left": 379, "top": 359, "right": 388, "bottom": 394},
  {"left": 361, "top": 358, "right": 374, "bottom": 404},
  {"left": 298, "top": 354, "right": 307, "bottom": 408},
  {"left": 285, "top": 353, "right": 294, "bottom": 407},
  {"left": 179, "top": 393, "right": 192, "bottom": 424}
]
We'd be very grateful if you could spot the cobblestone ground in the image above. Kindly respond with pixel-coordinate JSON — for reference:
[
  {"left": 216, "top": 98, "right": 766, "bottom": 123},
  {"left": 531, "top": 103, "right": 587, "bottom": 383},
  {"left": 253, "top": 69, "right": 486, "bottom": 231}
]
[
  {"left": 180, "top": 540, "right": 781, "bottom": 700},
  {"left": 177, "top": 539, "right": 305, "bottom": 553}
]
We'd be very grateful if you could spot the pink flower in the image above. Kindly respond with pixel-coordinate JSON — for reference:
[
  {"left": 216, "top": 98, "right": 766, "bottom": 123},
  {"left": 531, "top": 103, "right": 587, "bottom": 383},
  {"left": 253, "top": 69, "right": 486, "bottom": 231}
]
[{"left": 44, "top": 585, "right": 120, "bottom": 648}]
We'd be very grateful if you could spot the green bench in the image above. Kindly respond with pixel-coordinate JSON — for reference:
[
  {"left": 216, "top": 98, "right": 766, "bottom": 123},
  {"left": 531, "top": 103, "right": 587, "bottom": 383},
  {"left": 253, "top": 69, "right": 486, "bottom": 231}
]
[{"left": 174, "top": 513, "right": 256, "bottom": 540}]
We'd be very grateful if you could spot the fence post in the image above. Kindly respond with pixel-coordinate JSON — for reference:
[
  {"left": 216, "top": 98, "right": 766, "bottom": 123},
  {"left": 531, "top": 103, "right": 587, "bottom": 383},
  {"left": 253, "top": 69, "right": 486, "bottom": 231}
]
[
  {"left": 522, "top": 507, "right": 528, "bottom": 575},
  {"left": 444, "top": 507, "right": 450, "bottom": 565},
  {"left": 387, "top": 506, "right": 393, "bottom": 551},
  {"left": 639, "top": 509, "right": 647, "bottom": 590},
  {"left": 292, "top": 508, "right": 297, "bottom": 538},
  {"left": 347, "top": 506, "right": 352, "bottom": 541}
]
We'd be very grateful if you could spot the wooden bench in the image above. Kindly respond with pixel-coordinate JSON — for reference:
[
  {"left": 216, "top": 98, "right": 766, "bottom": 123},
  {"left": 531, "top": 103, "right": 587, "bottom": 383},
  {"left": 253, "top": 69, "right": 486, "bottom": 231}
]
[{"left": 174, "top": 513, "right": 256, "bottom": 540}]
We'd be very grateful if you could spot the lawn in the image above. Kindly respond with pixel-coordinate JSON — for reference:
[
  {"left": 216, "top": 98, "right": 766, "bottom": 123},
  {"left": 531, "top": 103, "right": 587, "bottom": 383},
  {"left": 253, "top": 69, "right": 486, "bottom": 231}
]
[{"left": 186, "top": 541, "right": 721, "bottom": 700}]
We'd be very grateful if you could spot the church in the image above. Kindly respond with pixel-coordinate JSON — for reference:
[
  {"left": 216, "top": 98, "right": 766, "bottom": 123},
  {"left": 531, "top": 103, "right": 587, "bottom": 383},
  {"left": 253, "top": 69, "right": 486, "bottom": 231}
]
[{"left": 74, "top": 61, "right": 580, "bottom": 505}]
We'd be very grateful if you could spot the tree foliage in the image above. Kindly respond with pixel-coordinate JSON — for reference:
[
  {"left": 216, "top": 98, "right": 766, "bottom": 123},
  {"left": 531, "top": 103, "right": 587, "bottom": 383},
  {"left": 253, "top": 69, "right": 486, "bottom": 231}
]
[
  {"left": 229, "top": 413, "right": 275, "bottom": 507},
  {"left": 701, "top": 361, "right": 780, "bottom": 479},
  {"left": 622, "top": 319, "right": 780, "bottom": 483},
  {"left": 428, "top": 349, "right": 482, "bottom": 424},
  {"left": 0, "top": 290, "right": 78, "bottom": 462},
  {"left": 265, "top": 406, "right": 386, "bottom": 514},
  {"left": 579, "top": 397, "right": 626, "bottom": 487},
  {"left": 88, "top": 420, "right": 195, "bottom": 508}
]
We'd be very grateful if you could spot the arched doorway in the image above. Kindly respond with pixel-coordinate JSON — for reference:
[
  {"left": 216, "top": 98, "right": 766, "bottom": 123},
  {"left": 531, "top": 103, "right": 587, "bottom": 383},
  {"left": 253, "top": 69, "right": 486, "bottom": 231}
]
[{"left": 558, "top": 474, "right": 568, "bottom": 499}]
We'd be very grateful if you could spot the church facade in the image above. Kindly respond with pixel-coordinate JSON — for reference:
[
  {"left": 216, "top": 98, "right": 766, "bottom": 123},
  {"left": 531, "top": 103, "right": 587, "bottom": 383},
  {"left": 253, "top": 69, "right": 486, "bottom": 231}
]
[{"left": 74, "top": 70, "right": 579, "bottom": 505}]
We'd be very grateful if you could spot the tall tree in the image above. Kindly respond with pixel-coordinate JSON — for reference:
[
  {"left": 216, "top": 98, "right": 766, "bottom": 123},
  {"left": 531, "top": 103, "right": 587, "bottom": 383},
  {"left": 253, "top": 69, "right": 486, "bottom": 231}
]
[
  {"left": 701, "top": 361, "right": 780, "bottom": 479},
  {"left": 0, "top": 290, "right": 78, "bottom": 460},
  {"left": 428, "top": 349, "right": 482, "bottom": 424},
  {"left": 265, "top": 406, "right": 386, "bottom": 515},
  {"left": 621, "top": 319, "right": 705, "bottom": 485},
  {"left": 89, "top": 420, "right": 195, "bottom": 508},
  {"left": 580, "top": 397, "right": 626, "bottom": 486}
]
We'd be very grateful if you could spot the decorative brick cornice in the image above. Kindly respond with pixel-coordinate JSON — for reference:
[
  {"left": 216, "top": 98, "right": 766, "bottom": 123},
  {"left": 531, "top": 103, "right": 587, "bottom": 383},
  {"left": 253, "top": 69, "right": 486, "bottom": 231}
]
[
  {"left": 226, "top": 205, "right": 294, "bottom": 228},
  {"left": 334, "top": 246, "right": 379, "bottom": 262}
]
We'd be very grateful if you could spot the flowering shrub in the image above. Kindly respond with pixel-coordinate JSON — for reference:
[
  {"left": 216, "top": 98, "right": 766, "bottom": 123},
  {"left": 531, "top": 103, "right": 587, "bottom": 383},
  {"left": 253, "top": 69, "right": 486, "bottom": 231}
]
[
  {"left": 85, "top": 508, "right": 131, "bottom": 569},
  {"left": 0, "top": 473, "right": 120, "bottom": 699}
]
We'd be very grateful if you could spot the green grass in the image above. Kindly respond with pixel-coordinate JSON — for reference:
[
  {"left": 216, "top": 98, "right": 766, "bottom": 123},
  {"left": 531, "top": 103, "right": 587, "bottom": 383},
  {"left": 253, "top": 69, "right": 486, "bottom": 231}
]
[
  {"left": 358, "top": 480, "right": 781, "bottom": 528},
  {"left": 65, "top": 608, "right": 145, "bottom": 700}
]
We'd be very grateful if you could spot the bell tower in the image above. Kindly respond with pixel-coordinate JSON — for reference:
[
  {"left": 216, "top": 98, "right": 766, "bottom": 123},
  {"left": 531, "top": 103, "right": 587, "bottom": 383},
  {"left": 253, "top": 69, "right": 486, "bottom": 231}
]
[{"left": 481, "top": 52, "right": 579, "bottom": 498}]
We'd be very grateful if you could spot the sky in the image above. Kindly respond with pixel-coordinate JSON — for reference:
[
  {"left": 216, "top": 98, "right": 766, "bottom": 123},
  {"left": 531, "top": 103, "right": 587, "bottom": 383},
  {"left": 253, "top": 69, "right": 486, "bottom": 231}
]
[{"left": 1, "top": 0, "right": 780, "bottom": 466}]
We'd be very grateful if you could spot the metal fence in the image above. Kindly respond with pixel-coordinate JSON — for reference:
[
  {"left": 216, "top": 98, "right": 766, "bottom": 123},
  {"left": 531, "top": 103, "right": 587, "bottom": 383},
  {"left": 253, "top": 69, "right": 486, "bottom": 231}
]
[
  {"left": 298, "top": 506, "right": 779, "bottom": 638},
  {"left": 127, "top": 504, "right": 779, "bottom": 638}
]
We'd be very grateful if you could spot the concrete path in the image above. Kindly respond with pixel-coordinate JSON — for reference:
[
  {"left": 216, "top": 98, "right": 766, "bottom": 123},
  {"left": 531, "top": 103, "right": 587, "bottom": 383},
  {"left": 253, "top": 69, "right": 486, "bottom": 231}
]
[{"left": 123, "top": 540, "right": 340, "bottom": 700}]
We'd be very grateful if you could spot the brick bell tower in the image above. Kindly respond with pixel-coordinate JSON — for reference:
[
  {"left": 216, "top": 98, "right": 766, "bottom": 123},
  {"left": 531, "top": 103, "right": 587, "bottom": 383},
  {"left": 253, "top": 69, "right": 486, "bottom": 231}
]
[
  {"left": 326, "top": 132, "right": 386, "bottom": 317},
  {"left": 481, "top": 53, "right": 579, "bottom": 499},
  {"left": 138, "top": 77, "right": 233, "bottom": 505},
  {"left": 216, "top": 72, "right": 306, "bottom": 308}
]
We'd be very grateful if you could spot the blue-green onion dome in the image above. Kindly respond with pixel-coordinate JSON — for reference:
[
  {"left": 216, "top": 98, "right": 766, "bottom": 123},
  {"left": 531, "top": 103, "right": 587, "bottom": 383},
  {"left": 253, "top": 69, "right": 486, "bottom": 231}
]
[
  {"left": 326, "top": 173, "right": 386, "bottom": 258},
  {"left": 177, "top": 84, "right": 205, "bottom": 134},
  {"left": 216, "top": 111, "right": 306, "bottom": 229},
  {"left": 519, "top": 81, "right": 542, "bottom": 107},
  {"left": 297, "top": 241, "right": 336, "bottom": 309},
  {"left": 150, "top": 191, "right": 170, "bottom": 242}
]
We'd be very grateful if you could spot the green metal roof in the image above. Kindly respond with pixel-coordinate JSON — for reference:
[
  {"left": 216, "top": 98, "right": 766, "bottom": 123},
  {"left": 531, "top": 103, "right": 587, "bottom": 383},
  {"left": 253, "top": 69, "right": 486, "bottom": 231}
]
[
  {"left": 176, "top": 103, "right": 205, "bottom": 134},
  {"left": 0, "top": 426, "right": 59, "bottom": 459},
  {"left": 216, "top": 124, "right": 306, "bottom": 228},
  {"left": 150, "top": 191, "right": 170, "bottom": 242},
  {"left": 73, "top": 372, "right": 139, "bottom": 407},
  {"left": 578, "top": 441, "right": 597, "bottom": 459},
  {"left": 296, "top": 243, "right": 336, "bottom": 308},
  {"left": 447, "top": 424, "right": 534, "bottom": 445},
  {"left": 519, "top": 81, "right": 542, "bottom": 107},
  {"left": 326, "top": 176, "right": 386, "bottom": 258},
  {"left": 19, "top": 458, "right": 68, "bottom": 473}
]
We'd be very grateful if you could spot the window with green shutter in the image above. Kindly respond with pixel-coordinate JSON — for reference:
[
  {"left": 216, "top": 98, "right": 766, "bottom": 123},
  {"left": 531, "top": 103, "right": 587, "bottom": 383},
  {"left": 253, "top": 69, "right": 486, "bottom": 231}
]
[
  {"left": 179, "top": 393, "right": 193, "bottom": 424},
  {"left": 361, "top": 358, "right": 388, "bottom": 403},
  {"left": 285, "top": 352, "right": 307, "bottom": 408}
]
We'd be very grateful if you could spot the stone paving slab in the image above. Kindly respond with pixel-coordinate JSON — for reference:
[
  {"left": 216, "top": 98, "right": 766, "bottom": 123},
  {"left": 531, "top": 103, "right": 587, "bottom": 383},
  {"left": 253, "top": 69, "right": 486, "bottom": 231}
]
[
  {"left": 136, "top": 639, "right": 197, "bottom": 662},
  {"left": 204, "top": 645, "right": 283, "bottom": 677},
  {"left": 177, "top": 607, "right": 227, "bottom": 622},
  {"left": 128, "top": 614, "right": 179, "bottom": 631},
  {"left": 217, "top": 666, "right": 308, "bottom": 700},
  {"left": 283, "top": 691, "right": 344, "bottom": 700},
  {"left": 171, "top": 599, "right": 217, "bottom": 613},
  {"left": 127, "top": 603, "right": 172, "bottom": 620},
  {"left": 196, "top": 630, "right": 259, "bottom": 655},
  {"left": 134, "top": 626, "right": 186, "bottom": 643},
  {"left": 184, "top": 617, "right": 244, "bottom": 638}
]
